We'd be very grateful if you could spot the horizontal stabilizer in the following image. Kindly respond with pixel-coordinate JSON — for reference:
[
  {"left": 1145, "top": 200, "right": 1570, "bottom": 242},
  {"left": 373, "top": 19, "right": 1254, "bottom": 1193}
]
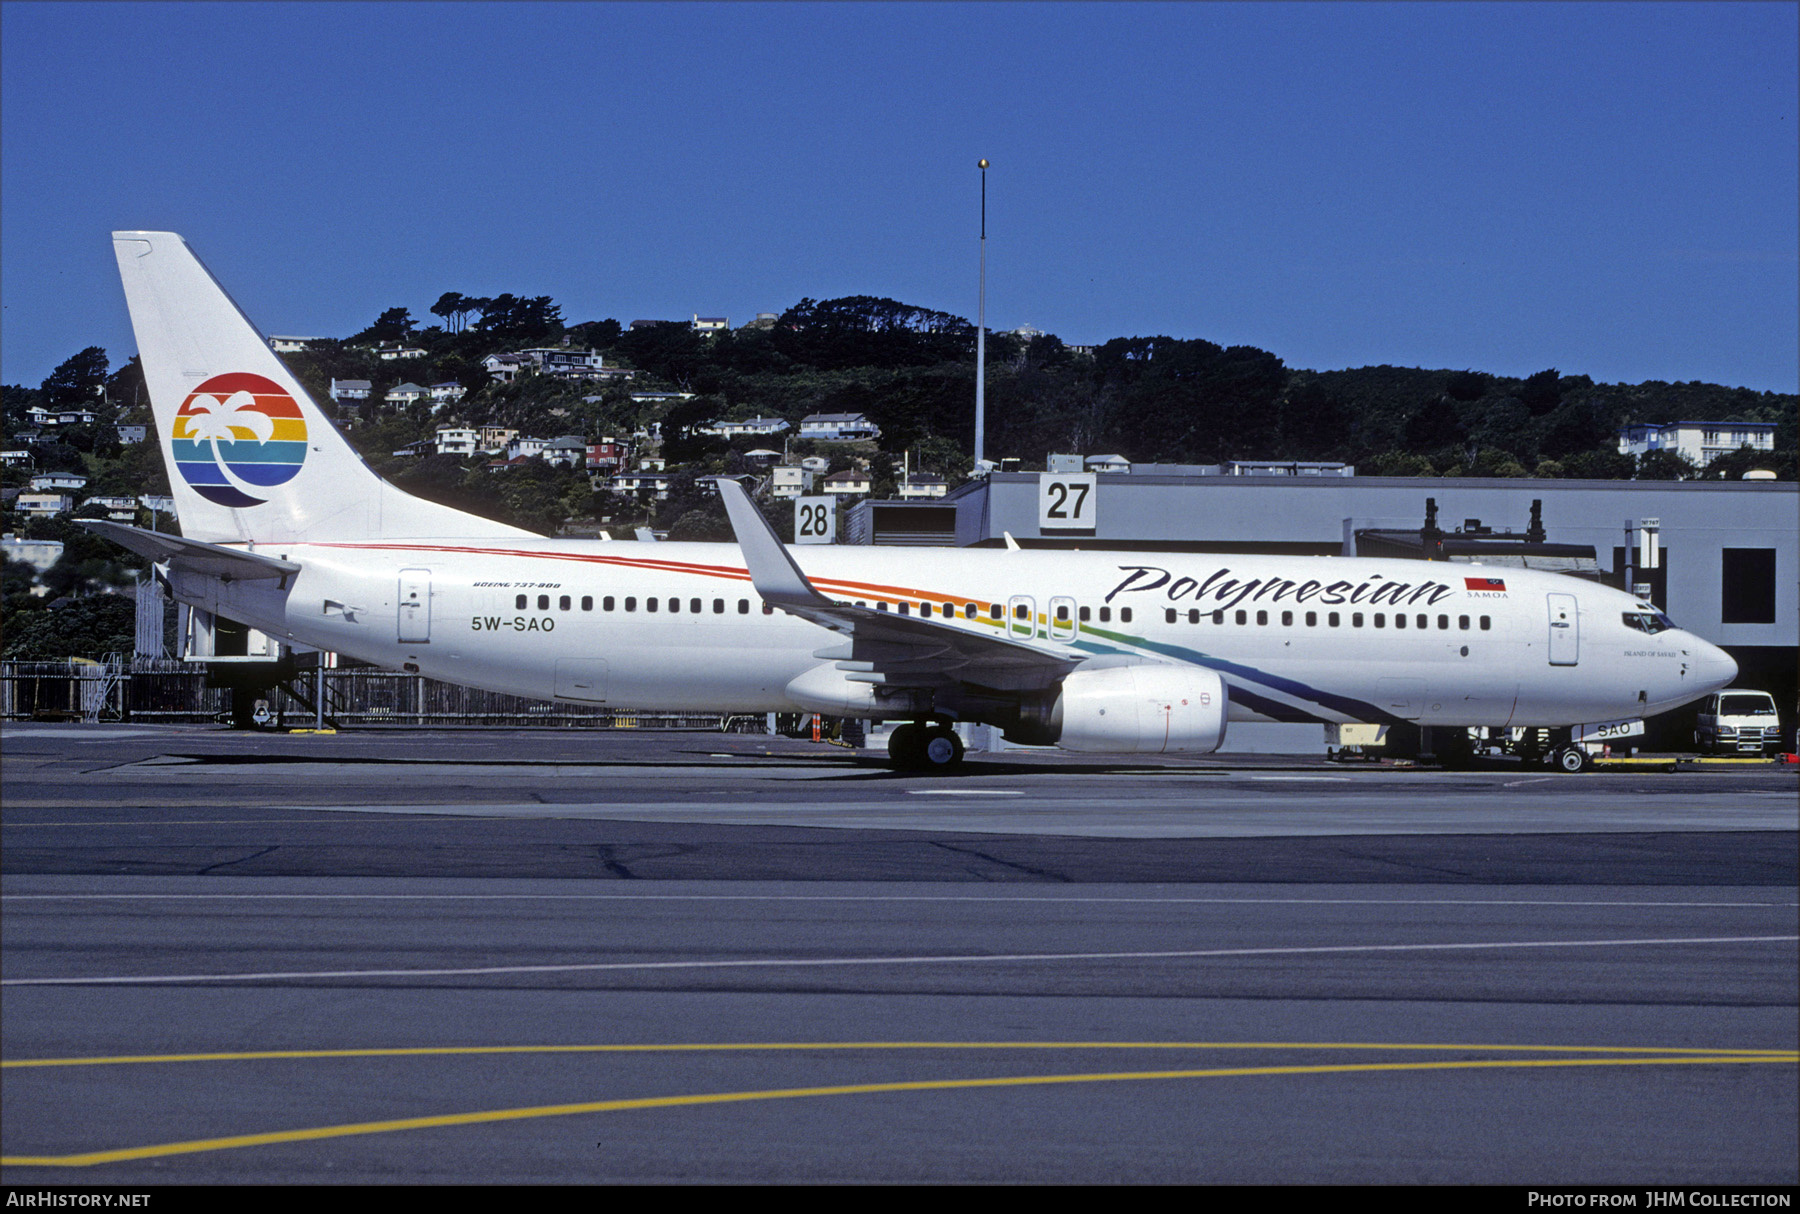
[{"left": 78, "top": 520, "right": 300, "bottom": 580}]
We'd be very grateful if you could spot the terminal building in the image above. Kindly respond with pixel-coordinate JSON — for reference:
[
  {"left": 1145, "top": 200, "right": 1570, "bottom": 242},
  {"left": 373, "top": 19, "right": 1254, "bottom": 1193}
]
[{"left": 845, "top": 463, "right": 1796, "bottom": 752}]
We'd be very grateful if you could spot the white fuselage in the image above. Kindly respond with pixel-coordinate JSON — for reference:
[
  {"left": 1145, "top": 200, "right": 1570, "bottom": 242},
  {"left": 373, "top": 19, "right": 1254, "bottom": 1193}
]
[{"left": 170, "top": 538, "right": 1736, "bottom": 730}]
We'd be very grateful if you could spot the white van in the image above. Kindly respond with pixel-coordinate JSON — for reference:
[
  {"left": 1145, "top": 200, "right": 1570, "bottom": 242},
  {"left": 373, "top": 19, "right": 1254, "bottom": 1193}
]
[{"left": 1694, "top": 690, "right": 1782, "bottom": 754}]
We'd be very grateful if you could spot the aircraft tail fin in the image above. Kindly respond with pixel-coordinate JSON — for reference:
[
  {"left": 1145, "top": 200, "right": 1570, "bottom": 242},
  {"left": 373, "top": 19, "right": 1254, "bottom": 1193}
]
[{"left": 111, "top": 231, "right": 533, "bottom": 544}]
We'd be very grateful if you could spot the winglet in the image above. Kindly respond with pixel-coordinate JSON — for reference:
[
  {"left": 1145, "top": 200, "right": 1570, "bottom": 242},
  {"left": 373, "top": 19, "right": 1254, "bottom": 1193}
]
[{"left": 708, "top": 477, "right": 831, "bottom": 610}]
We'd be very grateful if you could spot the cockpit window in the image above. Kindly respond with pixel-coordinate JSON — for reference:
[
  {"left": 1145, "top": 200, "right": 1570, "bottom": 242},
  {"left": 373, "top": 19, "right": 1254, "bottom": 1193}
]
[{"left": 1621, "top": 611, "right": 1676, "bottom": 635}]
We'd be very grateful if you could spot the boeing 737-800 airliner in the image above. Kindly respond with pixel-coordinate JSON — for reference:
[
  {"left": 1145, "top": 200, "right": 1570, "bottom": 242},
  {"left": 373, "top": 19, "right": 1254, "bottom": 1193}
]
[{"left": 87, "top": 231, "right": 1738, "bottom": 771}]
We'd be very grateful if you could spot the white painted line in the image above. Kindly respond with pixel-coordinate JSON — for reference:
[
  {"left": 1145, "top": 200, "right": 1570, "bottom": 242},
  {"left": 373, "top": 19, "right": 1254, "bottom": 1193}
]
[
  {"left": 1246, "top": 776, "right": 1353, "bottom": 782},
  {"left": 908, "top": 789, "right": 1025, "bottom": 797},
  {"left": 5, "top": 935, "right": 1793, "bottom": 987},
  {"left": 4, "top": 893, "right": 1794, "bottom": 908}
]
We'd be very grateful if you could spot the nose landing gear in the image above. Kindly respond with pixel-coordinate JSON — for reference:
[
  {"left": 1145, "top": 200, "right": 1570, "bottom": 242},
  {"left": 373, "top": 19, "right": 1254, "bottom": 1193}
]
[{"left": 888, "top": 720, "right": 966, "bottom": 772}]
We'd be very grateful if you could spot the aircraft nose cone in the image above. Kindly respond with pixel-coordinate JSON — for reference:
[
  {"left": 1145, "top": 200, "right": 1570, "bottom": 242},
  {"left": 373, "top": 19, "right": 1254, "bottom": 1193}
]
[{"left": 1695, "top": 640, "right": 1738, "bottom": 692}]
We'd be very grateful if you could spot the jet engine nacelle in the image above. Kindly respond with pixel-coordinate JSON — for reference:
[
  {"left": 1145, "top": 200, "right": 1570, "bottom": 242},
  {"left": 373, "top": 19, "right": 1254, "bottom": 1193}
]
[{"left": 1009, "top": 664, "right": 1229, "bottom": 754}]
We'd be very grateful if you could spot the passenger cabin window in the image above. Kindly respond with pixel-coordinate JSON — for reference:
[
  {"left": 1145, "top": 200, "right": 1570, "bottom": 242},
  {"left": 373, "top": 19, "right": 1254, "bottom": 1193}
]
[
  {"left": 1281, "top": 611, "right": 1293, "bottom": 626},
  {"left": 581, "top": 596, "right": 592, "bottom": 611},
  {"left": 1305, "top": 611, "right": 1316, "bottom": 627},
  {"left": 1328, "top": 612, "right": 1340, "bottom": 627},
  {"left": 1120, "top": 608, "right": 1132, "bottom": 623},
  {"left": 560, "top": 595, "right": 571, "bottom": 611},
  {"left": 965, "top": 604, "right": 977, "bottom": 618},
  {"left": 1235, "top": 610, "right": 1247, "bottom": 625},
  {"left": 537, "top": 595, "right": 549, "bottom": 610},
  {"left": 690, "top": 598, "right": 702, "bottom": 614},
  {"left": 516, "top": 595, "right": 527, "bottom": 609},
  {"left": 1351, "top": 612, "right": 1363, "bottom": 628},
  {"left": 1166, "top": 609, "right": 1178, "bottom": 624},
  {"left": 738, "top": 599, "right": 750, "bottom": 614},
  {"left": 1079, "top": 606, "right": 1091, "bottom": 622},
  {"left": 625, "top": 597, "right": 637, "bottom": 612},
  {"left": 1190, "top": 610, "right": 1202, "bottom": 624},
  {"left": 1256, "top": 610, "right": 1268, "bottom": 626},
  {"left": 1098, "top": 607, "right": 1111, "bottom": 622},
  {"left": 647, "top": 598, "right": 658, "bottom": 612},
  {"left": 603, "top": 596, "right": 614, "bottom": 611}
]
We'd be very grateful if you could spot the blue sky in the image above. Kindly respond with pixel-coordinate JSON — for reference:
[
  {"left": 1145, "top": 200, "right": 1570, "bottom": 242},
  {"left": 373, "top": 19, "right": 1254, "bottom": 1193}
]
[{"left": 3, "top": 1, "right": 1796, "bottom": 394}]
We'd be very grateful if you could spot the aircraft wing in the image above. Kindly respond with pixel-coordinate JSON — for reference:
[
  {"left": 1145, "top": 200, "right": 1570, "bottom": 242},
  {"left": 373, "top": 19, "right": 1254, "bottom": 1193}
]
[
  {"left": 79, "top": 520, "right": 301, "bottom": 581},
  {"left": 713, "top": 478, "right": 1081, "bottom": 693}
]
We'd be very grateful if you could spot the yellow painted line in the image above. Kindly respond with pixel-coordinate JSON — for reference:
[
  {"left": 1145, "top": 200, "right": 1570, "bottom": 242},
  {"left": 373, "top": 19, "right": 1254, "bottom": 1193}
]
[
  {"left": 5, "top": 1040, "right": 1796, "bottom": 1069},
  {"left": 1, "top": 816, "right": 500, "bottom": 826},
  {"left": 4, "top": 1053, "right": 1793, "bottom": 1168}
]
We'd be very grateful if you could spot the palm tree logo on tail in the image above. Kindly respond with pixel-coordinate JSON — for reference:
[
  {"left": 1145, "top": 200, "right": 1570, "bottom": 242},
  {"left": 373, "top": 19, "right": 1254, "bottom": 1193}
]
[{"left": 171, "top": 373, "right": 308, "bottom": 508}]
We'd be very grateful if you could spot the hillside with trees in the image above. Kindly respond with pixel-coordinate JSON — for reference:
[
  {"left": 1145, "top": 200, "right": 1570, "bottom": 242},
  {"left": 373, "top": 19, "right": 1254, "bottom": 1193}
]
[{"left": 4, "top": 289, "right": 1795, "bottom": 658}]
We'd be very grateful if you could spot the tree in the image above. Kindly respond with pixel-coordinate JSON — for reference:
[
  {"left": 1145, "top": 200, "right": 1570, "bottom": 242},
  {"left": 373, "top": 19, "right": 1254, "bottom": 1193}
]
[
  {"left": 1694, "top": 445, "right": 1784, "bottom": 481},
  {"left": 1445, "top": 370, "right": 1489, "bottom": 402},
  {"left": 1518, "top": 368, "right": 1563, "bottom": 416},
  {"left": 771, "top": 297, "right": 974, "bottom": 370},
  {"left": 1635, "top": 450, "right": 1695, "bottom": 481},
  {"left": 1, "top": 593, "right": 137, "bottom": 660},
  {"left": 1402, "top": 399, "right": 1466, "bottom": 451},
  {"left": 348, "top": 308, "right": 415, "bottom": 345},
  {"left": 41, "top": 347, "right": 109, "bottom": 406},
  {"left": 616, "top": 322, "right": 707, "bottom": 389},
  {"left": 431, "top": 293, "right": 474, "bottom": 334}
]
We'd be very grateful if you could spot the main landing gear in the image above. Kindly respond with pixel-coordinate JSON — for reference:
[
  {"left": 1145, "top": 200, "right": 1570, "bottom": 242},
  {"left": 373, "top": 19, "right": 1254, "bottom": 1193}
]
[{"left": 888, "top": 720, "right": 966, "bottom": 773}]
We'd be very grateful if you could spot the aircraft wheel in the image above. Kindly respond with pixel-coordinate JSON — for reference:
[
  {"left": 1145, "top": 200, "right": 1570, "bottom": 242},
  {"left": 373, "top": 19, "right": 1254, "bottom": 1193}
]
[
  {"left": 1554, "top": 746, "right": 1590, "bottom": 774},
  {"left": 888, "top": 723, "right": 925, "bottom": 770},
  {"left": 919, "top": 725, "right": 965, "bottom": 772}
]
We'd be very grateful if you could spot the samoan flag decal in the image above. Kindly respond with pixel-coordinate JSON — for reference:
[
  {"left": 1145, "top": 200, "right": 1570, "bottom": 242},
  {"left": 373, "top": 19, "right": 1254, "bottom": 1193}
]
[{"left": 1465, "top": 577, "right": 1507, "bottom": 591}]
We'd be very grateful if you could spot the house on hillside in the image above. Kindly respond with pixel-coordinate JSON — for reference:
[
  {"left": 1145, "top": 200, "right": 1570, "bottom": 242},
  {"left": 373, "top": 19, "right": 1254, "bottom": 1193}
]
[
  {"left": 821, "top": 469, "right": 872, "bottom": 497},
  {"left": 799, "top": 413, "right": 881, "bottom": 442},
  {"left": 898, "top": 474, "right": 948, "bottom": 499},
  {"left": 770, "top": 465, "right": 814, "bottom": 499},
  {"left": 544, "top": 436, "right": 589, "bottom": 469},
  {"left": 704, "top": 417, "right": 789, "bottom": 439},
  {"left": 484, "top": 348, "right": 634, "bottom": 385},
  {"left": 1618, "top": 421, "right": 1777, "bottom": 469}
]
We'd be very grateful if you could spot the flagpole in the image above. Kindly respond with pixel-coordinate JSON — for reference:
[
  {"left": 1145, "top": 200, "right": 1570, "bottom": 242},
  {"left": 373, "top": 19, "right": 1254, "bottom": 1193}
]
[{"left": 974, "top": 158, "right": 988, "bottom": 469}]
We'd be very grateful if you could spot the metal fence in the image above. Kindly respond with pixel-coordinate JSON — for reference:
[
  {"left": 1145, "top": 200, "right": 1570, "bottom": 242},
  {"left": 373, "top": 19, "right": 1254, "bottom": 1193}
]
[{"left": 1, "top": 659, "right": 734, "bottom": 730}]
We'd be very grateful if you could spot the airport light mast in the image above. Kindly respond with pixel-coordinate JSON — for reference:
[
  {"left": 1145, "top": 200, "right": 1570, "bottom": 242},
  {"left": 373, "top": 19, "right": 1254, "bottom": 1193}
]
[{"left": 974, "top": 158, "right": 988, "bottom": 469}]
